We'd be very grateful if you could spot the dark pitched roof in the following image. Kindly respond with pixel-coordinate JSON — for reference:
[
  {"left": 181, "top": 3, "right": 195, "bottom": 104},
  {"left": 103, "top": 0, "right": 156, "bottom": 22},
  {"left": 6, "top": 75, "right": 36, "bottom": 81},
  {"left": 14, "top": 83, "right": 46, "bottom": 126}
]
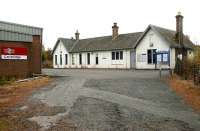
[
  {"left": 53, "top": 25, "right": 194, "bottom": 54},
  {"left": 135, "top": 25, "right": 194, "bottom": 49},
  {"left": 70, "top": 32, "right": 142, "bottom": 52},
  {"left": 52, "top": 38, "right": 76, "bottom": 54}
]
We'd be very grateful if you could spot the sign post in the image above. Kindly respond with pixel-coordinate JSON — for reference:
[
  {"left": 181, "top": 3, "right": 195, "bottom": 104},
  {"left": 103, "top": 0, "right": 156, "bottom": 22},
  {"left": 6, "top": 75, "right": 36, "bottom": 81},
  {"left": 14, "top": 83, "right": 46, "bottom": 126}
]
[
  {"left": 156, "top": 50, "right": 170, "bottom": 78},
  {"left": 159, "top": 62, "right": 162, "bottom": 78}
]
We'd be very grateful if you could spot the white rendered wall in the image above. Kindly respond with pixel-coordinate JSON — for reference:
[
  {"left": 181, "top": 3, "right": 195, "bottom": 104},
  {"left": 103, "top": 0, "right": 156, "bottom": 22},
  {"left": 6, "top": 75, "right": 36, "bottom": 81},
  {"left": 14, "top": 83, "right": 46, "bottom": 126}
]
[
  {"left": 136, "top": 29, "right": 175, "bottom": 69},
  {"left": 69, "top": 50, "right": 131, "bottom": 69},
  {"left": 53, "top": 41, "right": 70, "bottom": 68},
  {"left": 170, "top": 48, "right": 176, "bottom": 69}
]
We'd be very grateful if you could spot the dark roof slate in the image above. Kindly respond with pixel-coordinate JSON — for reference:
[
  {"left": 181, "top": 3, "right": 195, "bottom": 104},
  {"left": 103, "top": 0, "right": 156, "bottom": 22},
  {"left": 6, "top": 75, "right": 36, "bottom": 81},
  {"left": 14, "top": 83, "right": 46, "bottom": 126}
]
[
  {"left": 53, "top": 25, "right": 194, "bottom": 54},
  {"left": 70, "top": 32, "right": 142, "bottom": 52},
  {"left": 135, "top": 25, "right": 194, "bottom": 49},
  {"left": 52, "top": 38, "right": 76, "bottom": 54}
]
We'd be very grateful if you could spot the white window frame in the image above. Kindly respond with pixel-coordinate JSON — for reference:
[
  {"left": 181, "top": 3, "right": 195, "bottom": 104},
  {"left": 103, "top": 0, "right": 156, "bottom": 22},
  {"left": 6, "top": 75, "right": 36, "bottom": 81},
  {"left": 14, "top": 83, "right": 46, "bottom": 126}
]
[{"left": 111, "top": 51, "right": 123, "bottom": 60}]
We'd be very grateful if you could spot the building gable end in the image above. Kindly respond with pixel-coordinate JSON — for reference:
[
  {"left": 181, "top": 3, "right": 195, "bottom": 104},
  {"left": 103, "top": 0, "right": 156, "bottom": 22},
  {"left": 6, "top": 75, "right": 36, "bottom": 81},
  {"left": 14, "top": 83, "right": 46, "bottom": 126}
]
[{"left": 135, "top": 25, "right": 172, "bottom": 49}]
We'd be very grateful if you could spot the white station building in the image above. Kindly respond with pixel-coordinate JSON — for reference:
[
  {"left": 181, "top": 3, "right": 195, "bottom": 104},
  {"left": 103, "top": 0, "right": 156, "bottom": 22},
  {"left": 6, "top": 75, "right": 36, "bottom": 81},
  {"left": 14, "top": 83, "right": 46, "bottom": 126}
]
[{"left": 52, "top": 13, "right": 194, "bottom": 69}]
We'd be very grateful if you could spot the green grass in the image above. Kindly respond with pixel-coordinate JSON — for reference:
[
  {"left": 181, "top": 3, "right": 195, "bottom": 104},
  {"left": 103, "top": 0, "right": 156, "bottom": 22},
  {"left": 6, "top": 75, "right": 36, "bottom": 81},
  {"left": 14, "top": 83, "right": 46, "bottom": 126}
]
[
  {"left": 0, "top": 79, "right": 10, "bottom": 85},
  {"left": 0, "top": 119, "right": 9, "bottom": 131}
]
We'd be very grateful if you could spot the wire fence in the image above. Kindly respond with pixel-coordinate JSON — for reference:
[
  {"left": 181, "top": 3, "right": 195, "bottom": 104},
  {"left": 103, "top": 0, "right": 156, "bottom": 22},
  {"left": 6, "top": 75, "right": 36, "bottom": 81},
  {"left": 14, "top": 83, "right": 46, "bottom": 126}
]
[
  {"left": 192, "top": 64, "right": 200, "bottom": 85},
  {"left": 175, "top": 59, "right": 200, "bottom": 86}
]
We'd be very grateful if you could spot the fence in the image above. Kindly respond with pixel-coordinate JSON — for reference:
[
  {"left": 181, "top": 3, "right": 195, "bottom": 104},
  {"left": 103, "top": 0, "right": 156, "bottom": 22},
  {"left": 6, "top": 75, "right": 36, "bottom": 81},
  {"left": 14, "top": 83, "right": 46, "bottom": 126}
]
[
  {"left": 175, "top": 59, "right": 200, "bottom": 86},
  {"left": 192, "top": 64, "right": 200, "bottom": 85}
]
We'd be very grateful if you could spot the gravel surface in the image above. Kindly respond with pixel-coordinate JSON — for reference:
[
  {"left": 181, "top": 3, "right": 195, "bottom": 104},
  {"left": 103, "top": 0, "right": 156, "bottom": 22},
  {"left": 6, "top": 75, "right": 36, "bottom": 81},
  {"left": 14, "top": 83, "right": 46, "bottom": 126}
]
[
  {"left": 83, "top": 78, "right": 191, "bottom": 111},
  {"left": 63, "top": 96, "right": 194, "bottom": 131},
  {"left": 23, "top": 69, "right": 200, "bottom": 130}
]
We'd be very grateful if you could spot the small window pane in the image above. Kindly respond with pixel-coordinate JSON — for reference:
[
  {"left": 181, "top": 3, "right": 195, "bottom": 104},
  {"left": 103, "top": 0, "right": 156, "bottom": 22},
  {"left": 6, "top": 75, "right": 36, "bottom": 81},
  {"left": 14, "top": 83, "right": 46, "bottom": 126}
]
[
  {"left": 87, "top": 53, "right": 90, "bottom": 65},
  {"left": 112, "top": 52, "right": 115, "bottom": 60},
  {"left": 120, "top": 51, "right": 123, "bottom": 60},
  {"left": 96, "top": 54, "right": 98, "bottom": 65},
  {"left": 60, "top": 54, "right": 62, "bottom": 65},
  {"left": 79, "top": 54, "right": 82, "bottom": 65},
  {"left": 147, "top": 50, "right": 152, "bottom": 64},
  {"left": 55, "top": 55, "right": 57, "bottom": 65},
  {"left": 116, "top": 52, "right": 119, "bottom": 60},
  {"left": 153, "top": 49, "right": 156, "bottom": 64},
  {"left": 65, "top": 54, "right": 68, "bottom": 64}
]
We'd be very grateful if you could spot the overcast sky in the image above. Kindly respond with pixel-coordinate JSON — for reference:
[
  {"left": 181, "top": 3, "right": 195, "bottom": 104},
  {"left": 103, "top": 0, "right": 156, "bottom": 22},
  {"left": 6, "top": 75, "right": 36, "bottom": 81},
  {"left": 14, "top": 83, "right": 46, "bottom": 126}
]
[{"left": 1, "top": 0, "right": 199, "bottom": 49}]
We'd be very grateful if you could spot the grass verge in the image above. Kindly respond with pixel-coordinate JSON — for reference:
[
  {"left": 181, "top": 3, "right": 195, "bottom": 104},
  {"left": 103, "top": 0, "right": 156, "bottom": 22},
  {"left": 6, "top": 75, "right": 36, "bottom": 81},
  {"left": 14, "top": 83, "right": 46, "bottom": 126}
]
[
  {"left": 0, "top": 76, "right": 51, "bottom": 131},
  {"left": 0, "top": 80, "right": 10, "bottom": 86},
  {"left": 168, "top": 74, "right": 200, "bottom": 112}
]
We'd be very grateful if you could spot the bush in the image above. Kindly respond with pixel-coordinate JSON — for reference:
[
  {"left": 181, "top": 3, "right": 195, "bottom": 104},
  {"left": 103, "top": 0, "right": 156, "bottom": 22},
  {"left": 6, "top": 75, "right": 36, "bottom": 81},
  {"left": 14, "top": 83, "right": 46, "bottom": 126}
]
[
  {"left": 194, "top": 45, "right": 200, "bottom": 64},
  {"left": 0, "top": 79, "right": 9, "bottom": 85},
  {"left": 175, "top": 57, "right": 197, "bottom": 80},
  {"left": 0, "top": 76, "right": 16, "bottom": 85}
]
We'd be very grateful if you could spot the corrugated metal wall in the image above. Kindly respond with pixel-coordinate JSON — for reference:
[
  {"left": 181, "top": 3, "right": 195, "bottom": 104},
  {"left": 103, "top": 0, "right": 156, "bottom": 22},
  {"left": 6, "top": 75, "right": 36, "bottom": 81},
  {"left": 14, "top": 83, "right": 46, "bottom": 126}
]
[
  {"left": 0, "top": 31, "right": 32, "bottom": 42},
  {"left": 0, "top": 21, "right": 42, "bottom": 42},
  {"left": 0, "top": 21, "right": 42, "bottom": 35}
]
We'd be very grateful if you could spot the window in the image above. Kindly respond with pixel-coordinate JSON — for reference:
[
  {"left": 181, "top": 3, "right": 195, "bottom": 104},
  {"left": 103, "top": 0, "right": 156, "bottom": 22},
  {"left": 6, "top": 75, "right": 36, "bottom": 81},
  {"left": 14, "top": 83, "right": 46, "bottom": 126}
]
[
  {"left": 120, "top": 51, "right": 123, "bottom": 60},
  {"left": 87, "top": 53, "right": 90, "bottom": 65},
  {"left": 147, "top": 49, "right": 156, "bottom": 64},
  {"left": 147, "top": 50, "right": 151, "bottom": 64},
  {"left": 153, "top": 50, "right": 156, "bottom": 64},
  {"left": 55, "top": 55, "right": 57, "bottom": 65},
  {"left": 60, "top": 54, "right": 62, "bottom": 65},
  {"left": 112, "top": 52, "right": 115, "bottom": 60},
  {"left": 72, "top": 54, "right": 75, "bottom": 65},
  {"left": 79, "top": 53, "right": 82, "bottom": 65},
  {"left": 116, "top": 52, "right": 119, "bottom": 60},
  {"left": 96, "top": 54, "right": 98, "bottom": 65},
  {"left": 111, "top": 51, "right": 123, "bottom": 60},
  {"left": 65, "top": 54, "right": 68, "bottom": 65}
]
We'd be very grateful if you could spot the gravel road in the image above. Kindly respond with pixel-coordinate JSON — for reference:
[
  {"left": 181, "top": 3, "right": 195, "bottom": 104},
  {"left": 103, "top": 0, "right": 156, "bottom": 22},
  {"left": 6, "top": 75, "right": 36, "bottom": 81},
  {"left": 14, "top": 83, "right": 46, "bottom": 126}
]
[{"left": 24, "top": 69, "right": 200, "bottom": 131}]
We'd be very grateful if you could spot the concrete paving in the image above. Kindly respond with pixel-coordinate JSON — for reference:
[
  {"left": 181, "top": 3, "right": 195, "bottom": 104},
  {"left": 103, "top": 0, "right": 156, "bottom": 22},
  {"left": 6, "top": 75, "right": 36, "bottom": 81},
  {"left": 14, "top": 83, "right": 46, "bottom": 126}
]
[{"left": 28, "top": 69, "right": 200, "bottom": 131}]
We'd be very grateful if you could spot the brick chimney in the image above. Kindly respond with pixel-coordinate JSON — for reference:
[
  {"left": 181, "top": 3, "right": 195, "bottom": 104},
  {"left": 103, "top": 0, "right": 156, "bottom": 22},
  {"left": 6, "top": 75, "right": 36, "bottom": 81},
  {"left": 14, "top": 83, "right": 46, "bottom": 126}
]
[
  {"left": 75, "top": 30, "right": 80, "bottom": 40},
  {"left": 175, "top": 12, "right": 183, "bottom": 45},
  {"left": 112, "top": 23, "right": 119, "bottom": 40}
]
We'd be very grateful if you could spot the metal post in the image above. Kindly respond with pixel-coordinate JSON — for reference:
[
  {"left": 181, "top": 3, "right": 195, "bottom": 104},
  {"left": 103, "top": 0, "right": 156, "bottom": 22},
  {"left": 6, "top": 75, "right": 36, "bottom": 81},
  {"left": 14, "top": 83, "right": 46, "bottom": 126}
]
[{"left": 159, "top": 63, "right": 162, "bottom": 78}]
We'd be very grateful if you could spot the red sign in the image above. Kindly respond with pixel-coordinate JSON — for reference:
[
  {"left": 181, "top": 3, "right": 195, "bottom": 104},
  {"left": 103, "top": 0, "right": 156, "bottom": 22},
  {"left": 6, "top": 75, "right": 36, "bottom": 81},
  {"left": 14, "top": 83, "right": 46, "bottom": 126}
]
[
  {"left": 1, "top": 47, "right": 28, "bottom": 60},
  {"left": 1, "top": 47, "right": 27, "bottom": 55}
]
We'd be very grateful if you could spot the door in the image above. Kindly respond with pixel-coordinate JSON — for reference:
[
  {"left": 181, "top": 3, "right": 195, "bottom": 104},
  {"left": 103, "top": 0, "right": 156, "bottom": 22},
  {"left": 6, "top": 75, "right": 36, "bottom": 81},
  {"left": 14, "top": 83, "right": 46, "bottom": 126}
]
[
  {"left": 95, "top": 54, "right": 99, "bottom": 65},
  {"left": 130, "top": 50, "right": 136, "bottom": 68}
]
